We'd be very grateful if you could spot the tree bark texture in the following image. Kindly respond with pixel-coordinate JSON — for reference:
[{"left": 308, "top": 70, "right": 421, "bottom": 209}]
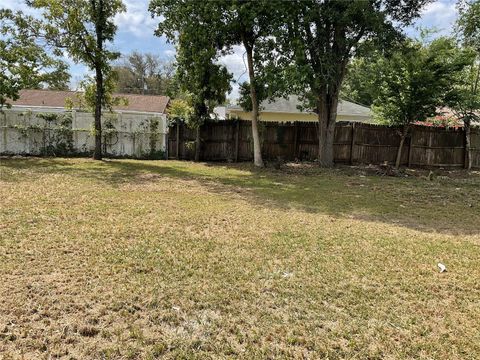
[{"left": 244, "top": 42, "right": 264, "bottom": 168}]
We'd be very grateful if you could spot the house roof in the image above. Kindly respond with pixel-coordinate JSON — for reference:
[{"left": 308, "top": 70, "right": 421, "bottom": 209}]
[
  {"left": 228, "top": 95, "right": 371, "bottom": 117},
  {"left": 12, "top": 89, "right": 170, "bottom": 114}
]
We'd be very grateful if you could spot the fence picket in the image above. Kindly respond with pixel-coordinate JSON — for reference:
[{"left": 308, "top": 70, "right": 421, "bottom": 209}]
[{"left": 169, "top": 120, "right": 479, "bottom": 168}]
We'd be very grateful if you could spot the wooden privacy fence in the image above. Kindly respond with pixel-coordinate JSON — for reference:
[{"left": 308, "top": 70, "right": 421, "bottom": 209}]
[{"left": 168, "top": 120, "right": 480, "bottom": 168}]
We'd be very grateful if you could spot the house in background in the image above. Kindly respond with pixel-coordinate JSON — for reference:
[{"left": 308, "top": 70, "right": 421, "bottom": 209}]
[
  {"left": 215, "top": 95, "right": 372, "bottom": 123},
  {"left": 2, "top": 89, "right": 170, "bottom": 157},
  {"left": 11, "top": 89, "right": 170, "bottom": 115}
]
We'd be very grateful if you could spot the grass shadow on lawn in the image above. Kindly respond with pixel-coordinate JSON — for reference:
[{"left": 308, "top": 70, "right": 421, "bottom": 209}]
[{"left": 2, "top": 157, "right": 479, "bottom": 235}]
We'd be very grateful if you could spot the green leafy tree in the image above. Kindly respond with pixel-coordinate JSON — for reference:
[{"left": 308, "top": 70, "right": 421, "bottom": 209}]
[
  {"left": 373, "top": 38, "right": 472, "bottom": 168},
  {"left": 0, "top": 9, "right": 69, "bottom": 109},
  {"left": 221, "top": 0, "right": 281, "bottom": 167},
  {"left": 150, "top": 0, "right": 232, "bottom": 162},
  {"left": 150, "top": 0, "right": 281, "bottom": 167},
  {"left": 237, "top": 81, "right": 267, "bottom": 112},
  {"left": 65, "top": 73, "right": 128, "bottom": 112},
  {"left": 175, "top": 42, "right": 232, "bottom": 162},
  {"left": 341, "top": 51, "right": 384, "bottom": 107},
  {"left": 168, "top": 98, "right": 193, "bottom": 123},
  {"left": 29, "top": 0, "right": 126, "bottom": 160},
  {"left": 449, "top": 0, "right": 480, "bottom": 169},
  {"left": 273, "top": 0, "right": 429, "bottom": 167}
]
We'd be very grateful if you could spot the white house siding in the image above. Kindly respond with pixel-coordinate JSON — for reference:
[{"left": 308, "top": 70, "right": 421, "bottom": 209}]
[{"left": 0, "top": 107, "right": 168, "bottom": 158}]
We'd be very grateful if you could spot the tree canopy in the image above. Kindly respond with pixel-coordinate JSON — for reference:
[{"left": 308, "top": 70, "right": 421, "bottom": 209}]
[
  {"left": 150, "top": 0, "right": 231, "bottom": 161},
  {"left": 373, "top": 37, "right": 473, "bottom": 167},
  {"left": 0, "top": 9, "right": 69, "bottom": 109},
  {"left": 271, "top": 0, "right": 430, "bottom": 166},
  {"left": 29, "top": 0, "right": 126, "bottom": 160},
  {"left": 448, "top": 0, "right": 480, "bottom": 169},
  {"left": 150, "top": 0, "right": 283, "bottom": 167}
]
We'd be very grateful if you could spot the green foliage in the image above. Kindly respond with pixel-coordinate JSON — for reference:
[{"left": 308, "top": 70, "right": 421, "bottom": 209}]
[
  {"left": 0, "top": 9, "right": 70, "bottom": 109},
  {"left": 238, "top": 81, "right": 269, "bottom": 112},
  {"left": 273, "top": 0, "right": 429, "bottom": 111},
  {"left": 449, "top": 0, "right": 480, "bottom": 124},
  {"left": 136, "top": 117, "right": 166, "bottom": 159},
  {"left": 66, "top": 74, "right": 129, "bottom": 112},
  {"left": 150, "top": 0, "right": 282, "bottom": 166},
  {"left": 14, "top": 112, "right": 75, "bottom": 156},
  {"left": 267, "top": 0, "right": 430, "bottom": 165},
  {"left": 168, "top": 99, "right": 193, "bottom": 124},
  {"left": 341, "top": 52, "right": 384, "bottom": 107},
  {"left": 457, "top": 0, "right": 480, "bottom": 52},
  {"left": 151, "top": 1, "right": 232, "bottom": 129},
  {"left": 222, "top": 1, "right": 285, "bottom": 107},
  {"left": 373, "top": 38, "right": 473, "bottom": 127},
  {"left": 30, "top": 0, "right": 125, "bottom": 69},
  {"left": 30, "top": 0, "right": 126, "bottom": 159}
]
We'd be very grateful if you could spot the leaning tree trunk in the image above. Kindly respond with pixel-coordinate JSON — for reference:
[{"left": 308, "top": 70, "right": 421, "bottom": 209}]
[
  {"left": 244, "top": 42, "right": 264, "bottom": 168},
  {"left": 194, "top": 124, "right": 201, "bottom": 162},
  {"left": 464, "top": 119, "right": 472, "bottom": 170},
  {"left": 93, "top": 65, "right": 103, "bottom": 160},
  {"left": 395, "top": 125, "right": 409, "bottom": 169},
  {"left": 317, "top": 93, "right": 338, "bottom": 167}
]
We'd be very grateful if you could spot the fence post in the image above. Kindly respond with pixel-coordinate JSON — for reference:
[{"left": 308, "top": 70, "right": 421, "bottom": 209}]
[
  {"left": 293, "top": 122, "right": 299, "bottom": 159},
  {"left": 234, "top": 120, "right": 240, "bottom": 162},
  {"left": 407, "top": 126, "right": 415, "bottom": 168},
  {"left": 427, "top": 129, "right": 434, "bottom": 166},
  {"left": 176, "top": 119, "right": 180, "bottom": 159},
  {"left": 349, "top": 122, "right": 356, "bottom": 164},
  {"left": 72, "top": 110, "right": 78, "bottom": 151},
  {"left": 463, "top": 127, "right": 469, "bottom": 169}
]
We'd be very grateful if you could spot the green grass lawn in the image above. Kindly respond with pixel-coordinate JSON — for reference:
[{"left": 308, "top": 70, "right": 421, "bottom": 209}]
[{"left": 1, "top": 158, "right": 479, "bottom": 359}]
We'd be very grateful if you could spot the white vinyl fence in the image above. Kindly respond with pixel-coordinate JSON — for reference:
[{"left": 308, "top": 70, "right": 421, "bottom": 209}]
[{"left": 0, "top": 107, "right": 168, "bottom": 158}]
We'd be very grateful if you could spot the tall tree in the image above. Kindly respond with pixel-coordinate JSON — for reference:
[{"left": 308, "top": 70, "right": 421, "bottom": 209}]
[
  {"left": 174, "top": 34, "right": 232, "bottom": 162},
  {"left": 0, "top": 9, "right": 69, "bottom": 109},
  {"left": 151, "top": 0, "right": 280, "bottom": 167},
  {"left": 113, "top": 52, "right": 175, "bottom": 95},
  {"left": 221, "top": 0, "right": 280, "bottom": 167},
  {"left": 273, "top": 0, "right": 429, "bottom": 166},
  {"left": 150, "top": 1, "right": 232, "bottom": 162},
  {"left": 29, "top": 0, "right": 125, "bottom": 160},
  {"left": 450, "top": 0, "right": 480, "bottom": 169},
  {"left": 373, "top": 38, "right": 472, "bottom": 168}
]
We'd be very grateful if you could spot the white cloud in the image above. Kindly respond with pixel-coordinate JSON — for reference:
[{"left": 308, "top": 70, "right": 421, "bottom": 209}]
[
  {"left": 218, "top": 45, "right": 249, "bottom": 99},
  {"left": 163, "top": 49, "right": 176, "bottom": 58},
  {"left": 0, "top": 0, "right": 30, "bottom": 12},
  {"left": 0, "top": 0, "right": 44, "bottom": 17},
  {"left": 114, "top": 0, "right": 158, "bottom": 38},
  {"left": 416, "top": 0, "right": 458, "bottom": 35}
]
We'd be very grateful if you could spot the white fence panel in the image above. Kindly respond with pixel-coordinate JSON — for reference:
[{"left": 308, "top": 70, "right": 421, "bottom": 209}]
[{"left": 0, "top": 108, "right": 168, "bottom": 158}]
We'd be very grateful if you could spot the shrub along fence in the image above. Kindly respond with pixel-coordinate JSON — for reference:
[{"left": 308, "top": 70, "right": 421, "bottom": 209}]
[{"left": 168, "top": 120, "right": 480, "bottom": 168}]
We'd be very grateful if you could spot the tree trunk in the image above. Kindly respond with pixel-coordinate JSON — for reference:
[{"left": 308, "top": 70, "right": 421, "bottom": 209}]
[
  {"left": 93, "top": 65, "right": 103, "bottom": 160},
  {"left": 244, "top": 42, "right": 264, "bottom": 167},
  {"left": 395, "top": 125, "right": 409, "bottom": 169},
  {"left": 317, "top": 94, "right": 338, "bottom": 167},
  {"left": 194, "top": 124, "right": 201, "bottom": 162},
  {"left": 93, "top": 0, "right": 104, "bottom": 161},
  {"left": 464, "top": 119, "right": 472, "bottom": 170}
]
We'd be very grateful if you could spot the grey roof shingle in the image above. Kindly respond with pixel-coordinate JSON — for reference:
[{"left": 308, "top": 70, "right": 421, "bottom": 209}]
[{"left": 228, "top": 95, "right": 371, "bottom": 117}]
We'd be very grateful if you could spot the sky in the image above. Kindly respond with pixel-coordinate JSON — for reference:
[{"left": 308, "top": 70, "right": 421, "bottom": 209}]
[{"left": 1, "top": 0, "right": 459, "bottom": 99}]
